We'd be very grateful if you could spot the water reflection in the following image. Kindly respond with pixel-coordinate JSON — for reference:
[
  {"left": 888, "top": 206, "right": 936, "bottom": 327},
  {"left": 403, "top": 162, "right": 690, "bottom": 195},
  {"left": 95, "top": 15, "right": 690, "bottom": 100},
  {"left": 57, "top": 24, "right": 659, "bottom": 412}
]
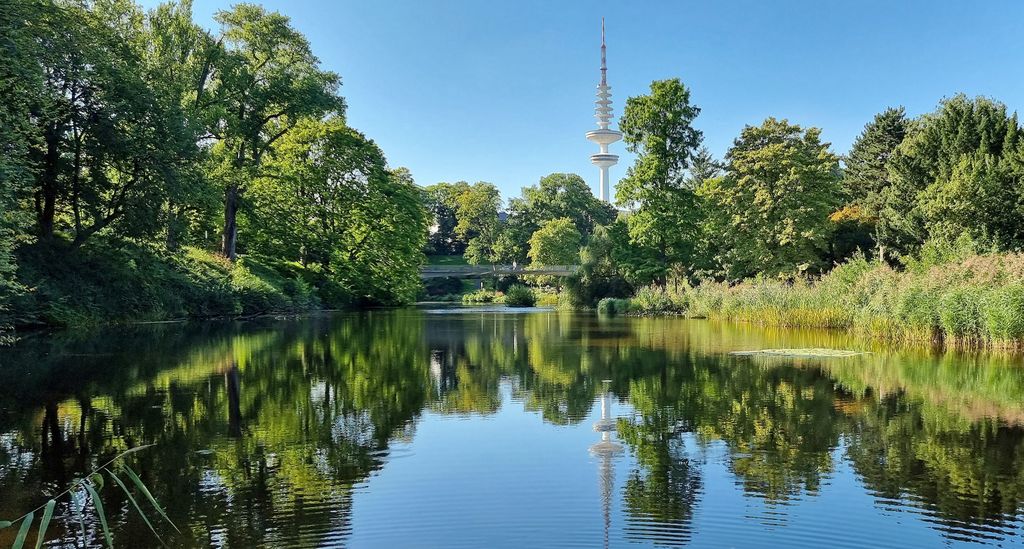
[{"left": 0, "top": 310, "right": 1022, "bottom": 547}]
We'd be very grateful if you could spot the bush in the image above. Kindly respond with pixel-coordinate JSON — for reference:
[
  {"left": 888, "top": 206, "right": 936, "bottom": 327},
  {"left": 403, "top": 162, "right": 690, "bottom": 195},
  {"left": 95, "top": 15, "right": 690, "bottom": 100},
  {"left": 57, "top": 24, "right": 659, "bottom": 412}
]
[
  {"left": 630, "top": 286, "right": 682, "bottom": 315},
  {"left": 462, "top": 289, "right": 499, "bottom": 304},
  {"left": 503, "top": 285, "right": 536, "bottom": 307},
  {"left": 597, "top": 297, "right": 631, "bottom": 315}
]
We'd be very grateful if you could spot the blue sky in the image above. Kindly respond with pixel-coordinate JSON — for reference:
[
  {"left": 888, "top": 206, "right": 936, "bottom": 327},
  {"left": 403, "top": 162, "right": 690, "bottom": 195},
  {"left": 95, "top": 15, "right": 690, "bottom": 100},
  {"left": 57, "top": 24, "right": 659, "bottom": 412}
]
[{"left": 148, "top": 0, "right": 1024, "bottom": 201}]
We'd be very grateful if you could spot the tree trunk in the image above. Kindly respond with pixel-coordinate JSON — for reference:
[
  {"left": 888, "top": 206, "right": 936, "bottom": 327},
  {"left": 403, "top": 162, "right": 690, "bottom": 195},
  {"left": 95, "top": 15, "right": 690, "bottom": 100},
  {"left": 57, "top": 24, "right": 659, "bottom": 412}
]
[
  {"left": 222, "top": 183, "right": 239, "bottom": 260},
  {"left": 38, "top": 124, "right": 60, "bottom": 239}
]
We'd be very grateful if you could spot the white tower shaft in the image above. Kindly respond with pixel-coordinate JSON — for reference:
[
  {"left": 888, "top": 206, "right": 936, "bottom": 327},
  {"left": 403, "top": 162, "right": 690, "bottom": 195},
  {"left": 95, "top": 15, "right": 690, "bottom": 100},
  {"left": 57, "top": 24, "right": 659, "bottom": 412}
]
[{"left": 586, "top": 18, "right": 621, "bottom": 203}]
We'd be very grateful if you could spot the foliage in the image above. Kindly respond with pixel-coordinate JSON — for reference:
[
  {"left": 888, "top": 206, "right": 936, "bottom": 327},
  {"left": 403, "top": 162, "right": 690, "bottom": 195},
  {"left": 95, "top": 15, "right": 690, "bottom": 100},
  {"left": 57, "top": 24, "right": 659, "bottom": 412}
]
[
  {"left": 0, "top": 0, "right": 426, "bottom": 330},
  {"left": 423, "top": 182, "right": 471, "bottom": 255},
  {"left": 887, "top": 95, "right": 1022, "bottom": 255},
  {"left": 565, "top": 224, "right": 632, "bottom": 307},
  {"left": 597, "top": 297, "right": 632, "bottom": 315},
  {"left": 455, "top": 182, "right": 502, "bottom": 265},
  {"left": 246, "top": 118, "right": 427, "bottom": 304},
  {"left": 617, "top": 78, "right": 704, "bottom": 284},
  {"left": 701, "top": 117, "right": 842, "bottom": 279},
  {"left": 502, "top": 173, "right": 615, "bottom": 263},
  {"left": 11, "top": 238, "right": 342, "bottom": 327},
  {"left": 502, "top": 285, "right": 536, "bottom": 307},
  {"left": 461, "top": 288, "right": 500, "bottom": 304},
  {"left": 843, "top": 107, "right": 909, "bottom": 259},
  {"left": 660, "top": 245, "right": 1024, "bottom": 348},
  {"left": 527, "top": 218, "right": 581, "bottom": 266},
  {"left": 210, "top": 3, "right": 344, "bottom": 259}
]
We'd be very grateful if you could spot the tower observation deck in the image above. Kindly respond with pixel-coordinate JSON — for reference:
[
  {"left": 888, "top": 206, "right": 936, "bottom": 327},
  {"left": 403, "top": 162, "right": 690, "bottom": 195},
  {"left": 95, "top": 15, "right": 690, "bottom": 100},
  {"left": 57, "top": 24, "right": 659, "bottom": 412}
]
[{"left": 585, "top": 18, "right": 622, "bottom": 203}]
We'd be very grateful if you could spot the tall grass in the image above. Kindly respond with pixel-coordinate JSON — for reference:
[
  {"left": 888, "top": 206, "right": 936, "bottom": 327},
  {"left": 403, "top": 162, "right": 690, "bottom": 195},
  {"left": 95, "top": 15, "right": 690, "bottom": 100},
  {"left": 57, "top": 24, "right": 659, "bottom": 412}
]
[
  {"left": 1, "top": 445, "right": 178, "bottom": 548},
  {"left": 626, "top": 250, "right": 1024, "bottom": 349}
]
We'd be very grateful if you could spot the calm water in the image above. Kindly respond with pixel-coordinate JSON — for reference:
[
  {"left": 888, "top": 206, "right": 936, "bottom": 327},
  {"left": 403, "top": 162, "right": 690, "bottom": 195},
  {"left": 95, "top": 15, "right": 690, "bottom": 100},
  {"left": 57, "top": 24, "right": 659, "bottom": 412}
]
[{"left": 1, "top": 308, "right": 1024, "bottom": 548}]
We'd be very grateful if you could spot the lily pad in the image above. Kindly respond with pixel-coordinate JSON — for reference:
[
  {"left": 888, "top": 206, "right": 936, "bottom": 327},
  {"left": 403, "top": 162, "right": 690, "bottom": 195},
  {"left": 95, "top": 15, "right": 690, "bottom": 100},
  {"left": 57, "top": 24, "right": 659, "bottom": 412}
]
[{"left": 730, "top": 348, "right": 865, "bottom": 358}]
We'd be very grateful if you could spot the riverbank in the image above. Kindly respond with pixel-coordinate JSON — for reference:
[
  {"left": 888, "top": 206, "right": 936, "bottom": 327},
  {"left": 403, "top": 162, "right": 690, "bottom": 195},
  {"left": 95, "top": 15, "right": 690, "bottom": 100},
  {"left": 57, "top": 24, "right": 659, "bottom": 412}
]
[
  {"left": 8, "top": 238, "right": 352, "bottom": 329},
  {"left": 611, "top": 250, "right": 1024, "bottom": 349}
]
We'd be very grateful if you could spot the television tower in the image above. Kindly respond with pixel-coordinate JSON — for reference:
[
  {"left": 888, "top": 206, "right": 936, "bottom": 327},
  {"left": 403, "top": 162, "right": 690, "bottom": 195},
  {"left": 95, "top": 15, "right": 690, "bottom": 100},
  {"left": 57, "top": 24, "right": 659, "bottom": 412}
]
[{"left": 586, "top": 18, "right": 622, "bottom": 203}]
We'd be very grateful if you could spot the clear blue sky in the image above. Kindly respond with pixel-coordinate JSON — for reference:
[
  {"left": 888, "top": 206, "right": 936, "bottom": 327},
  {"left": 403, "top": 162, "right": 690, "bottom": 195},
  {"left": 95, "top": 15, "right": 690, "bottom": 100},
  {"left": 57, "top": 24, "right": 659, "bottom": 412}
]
[{"left": 149, "top": 0, "right": 1024, "bottom": 201}]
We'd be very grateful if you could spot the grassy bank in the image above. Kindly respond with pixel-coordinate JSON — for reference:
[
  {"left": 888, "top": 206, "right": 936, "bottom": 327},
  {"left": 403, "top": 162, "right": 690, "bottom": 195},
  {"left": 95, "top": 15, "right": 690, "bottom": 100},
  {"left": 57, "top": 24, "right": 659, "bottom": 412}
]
[
  {"left": 614, "top": 249, "right": 1024, "bottom": 349},
  {"left": 10, "top": 239, "right": 352, "bottom": 328}
]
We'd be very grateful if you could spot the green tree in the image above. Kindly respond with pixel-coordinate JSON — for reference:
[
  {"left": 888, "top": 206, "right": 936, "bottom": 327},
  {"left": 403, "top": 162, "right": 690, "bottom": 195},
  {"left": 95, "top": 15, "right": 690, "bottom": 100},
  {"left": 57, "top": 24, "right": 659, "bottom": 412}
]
[
  {"left": 702, "top": 117, "right": 842, "bottom": 279},
  {"left": 617, "top": 78, "right": 704, "bottom": 285},
  {"left": 843, "top": 107, "right": 909, "bottom": 260},
  {"left": 423, "top": 182, "right": 471, "bottom": 255},
  {"left": 19, "top": 0, "right": 194, "bottom": 248},
  {"left": 210, "top": 3, "right": 343, "bottom": 260},
  {"left": 892, "top": 95, "right": 1019, "bottom": 250},
  {"left": 527, "top": 218, "right": 582, "bottom": 266},
  {"left": 455, "top": 182, "right": 502, "bottom": 265},
  {"left": 246, "top": 117, "right": 427, "bottom": 304}
]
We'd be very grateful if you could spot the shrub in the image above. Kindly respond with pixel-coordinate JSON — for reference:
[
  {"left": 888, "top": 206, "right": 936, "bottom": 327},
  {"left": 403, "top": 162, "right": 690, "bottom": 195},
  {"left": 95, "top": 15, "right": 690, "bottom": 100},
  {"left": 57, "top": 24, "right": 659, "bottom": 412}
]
[
  {"left": 462, "top": 289, "right": 498, "bottom": 304},
  {"left": 597, "top": 297, "right": 631, "bottom": 315},
  {"left": 503, "top": 285, "right": 536, "bottom": 307},
  {"left": 631, "top": 286, "right": 680, "bottom": 315}
]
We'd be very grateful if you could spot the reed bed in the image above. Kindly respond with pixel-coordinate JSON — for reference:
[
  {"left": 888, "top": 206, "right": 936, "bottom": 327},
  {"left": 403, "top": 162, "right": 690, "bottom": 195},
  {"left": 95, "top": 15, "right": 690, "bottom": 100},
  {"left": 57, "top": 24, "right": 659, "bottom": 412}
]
[{"left": 623, "top": 252, "right": 1024, "bottom": 349}]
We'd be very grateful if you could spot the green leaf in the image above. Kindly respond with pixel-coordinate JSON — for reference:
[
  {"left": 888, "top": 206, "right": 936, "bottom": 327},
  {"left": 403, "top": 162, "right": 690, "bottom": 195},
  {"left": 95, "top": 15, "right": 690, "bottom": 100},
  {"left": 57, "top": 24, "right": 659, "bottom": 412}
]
[
  {"left": 108, "top": 470, "right": 167, "bottom": 548},
  {"left": 11, "top": 511, "right": 34, "bottom": 549},
  {"left": 0, "top": 520, "right": 12, "bottom": 529},
  {"left": 120, "top": 466, "right": 180, "bottom": 533},
  {"left": 35, "top": 499, "right": 56, "bottom": 549},
  {"left": 89, "top": 472, "right": 104, "bottom": 491},
  {"left": 83, "top": 482, "right": 113, "bottom": 548}
]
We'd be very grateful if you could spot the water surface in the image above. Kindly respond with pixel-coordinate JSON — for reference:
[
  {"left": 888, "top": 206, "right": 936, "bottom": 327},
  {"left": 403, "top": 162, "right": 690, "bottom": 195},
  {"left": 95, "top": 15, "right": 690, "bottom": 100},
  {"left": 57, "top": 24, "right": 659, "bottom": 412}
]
[{"left": 1, "top": 308, "right": 1023, "bottom": 547}]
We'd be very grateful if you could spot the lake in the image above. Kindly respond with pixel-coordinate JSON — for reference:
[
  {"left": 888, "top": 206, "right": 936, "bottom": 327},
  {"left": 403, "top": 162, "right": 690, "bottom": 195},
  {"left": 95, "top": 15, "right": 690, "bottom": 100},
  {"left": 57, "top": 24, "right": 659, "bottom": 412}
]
[{"left": 1, "top": 307, "right": 1023, "bottom": 548}]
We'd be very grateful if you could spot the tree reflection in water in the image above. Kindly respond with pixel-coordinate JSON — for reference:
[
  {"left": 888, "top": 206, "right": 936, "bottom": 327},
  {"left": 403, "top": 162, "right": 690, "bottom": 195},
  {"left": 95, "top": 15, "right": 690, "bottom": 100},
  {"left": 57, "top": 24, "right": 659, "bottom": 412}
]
[{"left": 0, "top": 310, "right": 1022, "bottom": 547}]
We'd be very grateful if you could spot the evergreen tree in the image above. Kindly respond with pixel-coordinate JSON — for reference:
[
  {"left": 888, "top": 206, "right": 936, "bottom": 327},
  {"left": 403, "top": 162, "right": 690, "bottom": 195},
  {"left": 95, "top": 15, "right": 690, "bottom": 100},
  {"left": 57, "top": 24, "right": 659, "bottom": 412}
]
[{"left": 844, "top": 107, "right": 909, "bottom": 259}]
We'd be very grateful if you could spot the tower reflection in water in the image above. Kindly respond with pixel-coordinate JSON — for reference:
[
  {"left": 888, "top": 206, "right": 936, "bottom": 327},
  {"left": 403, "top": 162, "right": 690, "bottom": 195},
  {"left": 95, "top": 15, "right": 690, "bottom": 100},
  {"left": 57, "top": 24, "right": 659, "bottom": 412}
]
[{"left": 590, "top": 380, "right": 623, "bottom": 547}]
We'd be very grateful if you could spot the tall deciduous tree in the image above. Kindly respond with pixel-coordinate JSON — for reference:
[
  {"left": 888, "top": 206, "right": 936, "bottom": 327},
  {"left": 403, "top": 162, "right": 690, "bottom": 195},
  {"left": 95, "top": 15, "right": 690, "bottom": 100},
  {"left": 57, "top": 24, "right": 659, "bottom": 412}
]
[
  {"left": 247, "top": 117, "right": 427, "bottom": 303},
  {"left": 22, "top": 0, "right": 193, "bottom": 247},
  {"left": 617, "top": 78, "right": 703, "bottom": 285},
  {"left": 210, "top": 3, "right": 343, "bottom": 259},
  {"left": 702, "top": 118, "right": 841, "bottom": 279},
  {"left": 454, "top": 182, "right": 502, "bottom": 265}
]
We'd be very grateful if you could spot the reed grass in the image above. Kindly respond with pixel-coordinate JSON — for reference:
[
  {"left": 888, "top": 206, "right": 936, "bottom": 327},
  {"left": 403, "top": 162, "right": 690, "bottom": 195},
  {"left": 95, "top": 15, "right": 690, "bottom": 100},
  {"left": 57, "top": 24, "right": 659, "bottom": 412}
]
[
  {"left": 626, "top": 250, "right": 1024, "bottom": 349},
  {"left": 1, "top": 445, "right": 178, "bottom": 548}
]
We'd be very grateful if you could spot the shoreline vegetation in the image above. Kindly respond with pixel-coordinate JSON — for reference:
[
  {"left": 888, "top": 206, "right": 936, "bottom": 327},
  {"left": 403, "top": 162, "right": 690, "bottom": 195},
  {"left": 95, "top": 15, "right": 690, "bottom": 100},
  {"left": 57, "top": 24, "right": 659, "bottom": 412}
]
[{"left": 605, "top": 243, "right": 1024, "bottom": 350}]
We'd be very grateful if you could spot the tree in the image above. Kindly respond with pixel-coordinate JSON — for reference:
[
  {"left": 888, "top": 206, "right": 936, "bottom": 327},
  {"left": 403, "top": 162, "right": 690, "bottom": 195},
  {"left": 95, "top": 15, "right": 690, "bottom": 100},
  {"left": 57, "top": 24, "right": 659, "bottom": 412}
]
[
  {"left": 843, "top": 107, "right": 909, "bottom": 259},
  {"left": 892, "top": 95, "right": 1022, "bottom": 252},
  {"left": 528, "top": 218, "right": 582, "bottom": 266},
  {"left": 423, "top": 182, "right": 471, "bottom": 255},
  {"left": 18, "top": 0, "right": 194, "bottom": 248},
  {"left": 210, "top": 3, "right": 343, "bottom": 260},
  {"left": 617, "top": 78, "right": 704, "bottom": 285},
  {"left": 246, "top": 117, "right": 427, "bottom": 304},
  {"left": 454, "top": 182, "right": 502, "bottom": 265},
  {"left": 702, "top": 118, "right": 842, "bottom": 279},
  {"left": 687, "top": 146, "right": 724, "bottom": 188}
]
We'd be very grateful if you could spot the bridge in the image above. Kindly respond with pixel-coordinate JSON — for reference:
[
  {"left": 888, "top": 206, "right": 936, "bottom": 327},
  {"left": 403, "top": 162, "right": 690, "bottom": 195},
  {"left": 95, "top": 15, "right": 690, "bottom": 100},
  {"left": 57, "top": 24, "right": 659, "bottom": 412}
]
[{"left": 420, "top": 264, "right": 579, "bottom": 279}]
